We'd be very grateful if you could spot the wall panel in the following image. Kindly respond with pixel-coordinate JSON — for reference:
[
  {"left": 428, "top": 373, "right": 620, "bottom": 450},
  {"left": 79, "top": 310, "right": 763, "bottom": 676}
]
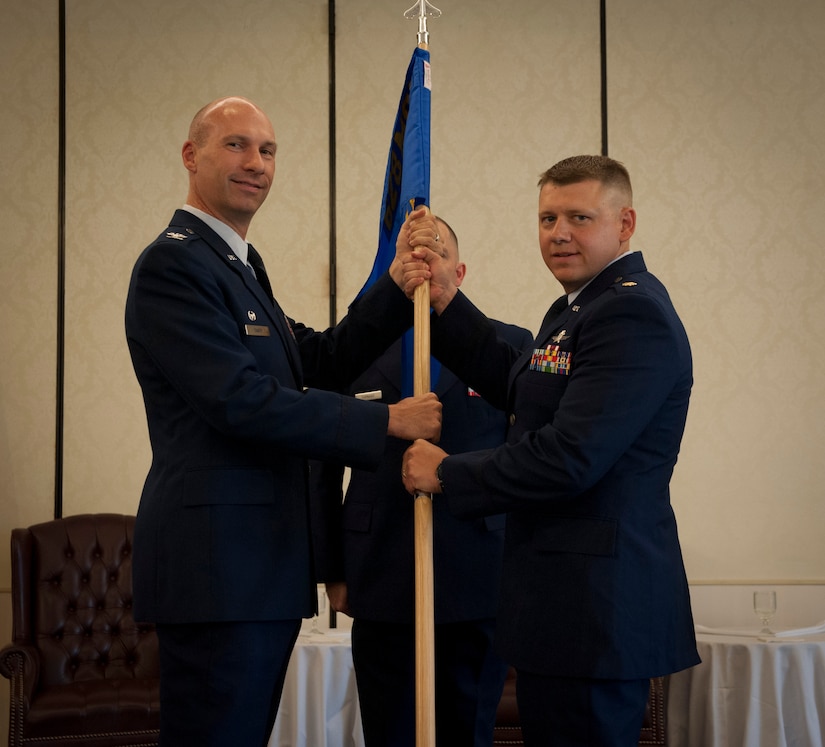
[
  {"left": 608, "top": 0, "right": 825, "bottom": 580},
  {"left": 60, "top": 0, "right": 330, "bottom": 516},
  {"left": 0, "top": 1, "right": 59, "bottom": 577}
]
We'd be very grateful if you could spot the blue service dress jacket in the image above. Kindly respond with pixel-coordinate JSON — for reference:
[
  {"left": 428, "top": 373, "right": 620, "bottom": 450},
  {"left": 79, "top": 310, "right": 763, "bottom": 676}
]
[
  {"left": 427, "top": 252, "right": 700, "bottom": 680},
  {"left": 312, "top": 321, "right": 533, "bottom": 624},
  {"left": 125, "top": 210, "right": 412, "bottom": 625}
]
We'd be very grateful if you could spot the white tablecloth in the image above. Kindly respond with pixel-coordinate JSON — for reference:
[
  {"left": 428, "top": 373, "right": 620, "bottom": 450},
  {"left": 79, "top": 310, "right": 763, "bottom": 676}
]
[
  {"left": 268, "top": 630, "right": 365, "bottom": 747},
  {"left": 667, "top": 632, "right": 825, "bottom": 746}
]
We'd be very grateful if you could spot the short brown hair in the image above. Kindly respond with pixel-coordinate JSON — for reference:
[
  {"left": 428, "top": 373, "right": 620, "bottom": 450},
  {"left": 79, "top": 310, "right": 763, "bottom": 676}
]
[{"left": 538, "top": 155, "right": 632, "bottom": 204}]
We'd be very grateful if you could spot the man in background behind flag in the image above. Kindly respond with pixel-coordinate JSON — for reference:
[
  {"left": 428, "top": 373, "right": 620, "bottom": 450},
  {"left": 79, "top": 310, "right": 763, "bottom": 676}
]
[
  {"left": 312, "top": 43, "right": 526, "bottom": 745},
  {"left": 314, "top": 216, "right": 530, "bottom": 746}
]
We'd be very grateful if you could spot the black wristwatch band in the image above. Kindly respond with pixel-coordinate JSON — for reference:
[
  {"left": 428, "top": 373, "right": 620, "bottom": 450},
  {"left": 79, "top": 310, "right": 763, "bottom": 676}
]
[{"left": 435, "top": 461, "right": 446, "bottom": 492}]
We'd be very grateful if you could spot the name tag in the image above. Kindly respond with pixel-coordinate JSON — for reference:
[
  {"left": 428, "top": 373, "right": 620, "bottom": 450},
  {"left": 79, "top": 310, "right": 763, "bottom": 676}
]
[{"left": 244, "top": 324, "right": 271, "bottom": 337}]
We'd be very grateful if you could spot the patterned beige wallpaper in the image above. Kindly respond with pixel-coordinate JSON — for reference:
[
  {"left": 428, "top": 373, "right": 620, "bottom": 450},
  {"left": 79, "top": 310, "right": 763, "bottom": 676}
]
[
  {"left": 60, "top": 0, "right": 331, "bottom": 518},
  {"left": 608, "top": 0, "right": 825, "bottom": 580},
  {"left": 0, "top": 1, "right": 60, "bottom": 571},
  {"left": 2, "top": 0, "right": 824, "bottom": 599}
]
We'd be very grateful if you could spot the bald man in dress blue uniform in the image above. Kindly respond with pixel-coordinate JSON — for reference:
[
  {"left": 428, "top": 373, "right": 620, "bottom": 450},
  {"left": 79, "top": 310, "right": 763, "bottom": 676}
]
[
  {"left": 312, "top": 218, "right": 532, "bottom": 747},
  {"left": 400, "top": 156, "right": 700, "bottom": 746},
  {"left": 125, "top": 96, "right": 441, "bottom": 746}
]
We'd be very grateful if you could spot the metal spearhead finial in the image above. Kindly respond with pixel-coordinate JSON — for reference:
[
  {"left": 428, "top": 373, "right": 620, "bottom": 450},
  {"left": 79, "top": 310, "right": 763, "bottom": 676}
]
[{"left": 404, "top": 0, "right": 442, "bottom": 47}]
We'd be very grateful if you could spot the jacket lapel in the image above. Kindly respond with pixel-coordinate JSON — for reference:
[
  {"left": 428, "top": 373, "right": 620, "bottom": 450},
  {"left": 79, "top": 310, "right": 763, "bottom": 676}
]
[
  {"left": 507, "top": 253, "right": 647, "bottom": 393},
  {"left": 168, "top": 210, "right": 304, "bottom": 383}
]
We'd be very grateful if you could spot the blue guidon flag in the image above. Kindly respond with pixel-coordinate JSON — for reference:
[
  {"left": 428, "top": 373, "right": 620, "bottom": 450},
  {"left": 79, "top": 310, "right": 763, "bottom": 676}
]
[
  {"left": 358, "top": 46, "right": 432, "bottom": 295},
  {"left": 358, "top": 46, "right": 435, "bottom": 397}
]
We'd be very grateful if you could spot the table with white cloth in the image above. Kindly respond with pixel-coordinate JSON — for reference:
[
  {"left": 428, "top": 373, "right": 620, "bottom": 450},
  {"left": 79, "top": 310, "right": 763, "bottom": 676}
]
[
  {"left": 268, "top": 630, "right": 365, "bottom": 747},
  {"left": 667, "top": 632, "right": 825, "bottom": 746}
]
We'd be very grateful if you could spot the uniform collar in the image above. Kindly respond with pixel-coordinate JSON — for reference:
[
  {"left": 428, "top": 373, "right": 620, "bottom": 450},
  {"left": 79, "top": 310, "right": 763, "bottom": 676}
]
[
  {"left": 182, "top": 205, "right": 250, "bottom": 265},
  {"left": 567, "top": 249, "right": 634, "bottom": 305}
]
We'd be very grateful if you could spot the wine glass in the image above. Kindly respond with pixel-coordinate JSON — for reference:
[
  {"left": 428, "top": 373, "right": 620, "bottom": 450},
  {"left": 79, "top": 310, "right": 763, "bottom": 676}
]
[
  {"left": 753, "top": 590, "right": 777, "bottom": 635},
  {"left": 310, "top": 585, "right": 327, "bottom": 635}
]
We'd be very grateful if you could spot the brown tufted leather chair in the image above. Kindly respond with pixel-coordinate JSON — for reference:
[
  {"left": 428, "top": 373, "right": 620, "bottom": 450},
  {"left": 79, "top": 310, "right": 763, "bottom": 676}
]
[
  {"left": 493, "top": 668, "right": 668, "bottom": 746},
  {"left": 0, "top": 514, "right": 160, "bottom": 747}
]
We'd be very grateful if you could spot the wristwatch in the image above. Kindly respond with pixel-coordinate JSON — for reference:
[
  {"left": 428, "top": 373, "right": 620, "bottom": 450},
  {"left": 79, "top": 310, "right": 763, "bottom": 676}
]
[{"left": 435, "top": 461, "right": 446, "bottom": 492}]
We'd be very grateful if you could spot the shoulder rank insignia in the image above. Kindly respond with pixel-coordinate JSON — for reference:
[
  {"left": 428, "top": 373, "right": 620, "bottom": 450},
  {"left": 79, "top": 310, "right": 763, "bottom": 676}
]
[
  {"left": 621, "top": 281, "right": 637, "bottom": 287},
  {"left": 165, "top": 231, "right": 187, "bottom": 241}
]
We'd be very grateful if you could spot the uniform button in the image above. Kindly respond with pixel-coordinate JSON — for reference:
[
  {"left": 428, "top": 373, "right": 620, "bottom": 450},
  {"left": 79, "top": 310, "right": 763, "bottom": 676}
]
[{"left": 509, "top": 413, "right": 516, "bottom": 426}]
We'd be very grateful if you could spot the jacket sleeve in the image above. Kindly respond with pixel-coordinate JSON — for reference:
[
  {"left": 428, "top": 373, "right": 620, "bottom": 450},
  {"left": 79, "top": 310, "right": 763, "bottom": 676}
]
[
  {"left": 431, "top": 290, "right": 527, "bottom": 411},
  {"left": 295, "top": 273, "right": 414, "bottom": 392}
]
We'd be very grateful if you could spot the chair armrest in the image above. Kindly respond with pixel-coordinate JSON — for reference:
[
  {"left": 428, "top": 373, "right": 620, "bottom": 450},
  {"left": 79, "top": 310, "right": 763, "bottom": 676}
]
[{"left": 0, "top": 643, "right": 41, "bottom": 714}]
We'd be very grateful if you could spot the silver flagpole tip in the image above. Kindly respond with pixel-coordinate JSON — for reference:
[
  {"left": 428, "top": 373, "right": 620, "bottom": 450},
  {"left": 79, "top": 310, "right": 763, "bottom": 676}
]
[
  {"left": 403, "top": 0, "right": 442, "bottom": 20},
  {"left": 404, "top": 0, "right": 441, "bottom": 46}
]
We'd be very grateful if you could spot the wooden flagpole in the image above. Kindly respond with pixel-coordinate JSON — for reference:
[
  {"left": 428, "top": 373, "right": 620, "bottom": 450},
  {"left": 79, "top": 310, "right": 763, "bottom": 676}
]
[
  {"left": 412, "top": 278, "right": 435, "bottom": 747},
  {"left": 404, "top": 3, "right": 440, "bottom": 745}
]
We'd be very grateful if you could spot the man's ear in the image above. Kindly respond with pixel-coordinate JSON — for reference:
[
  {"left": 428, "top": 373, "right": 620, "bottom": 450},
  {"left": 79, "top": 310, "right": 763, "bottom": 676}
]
[
  {"left": 454, "top": 261, "right": 467, "bottom": 288},
  {"left": 619, "top": 207, "right": 636, "bottom": 241},
  {"left": 182, "top": 140, "right": 197, "bottom": 173}
]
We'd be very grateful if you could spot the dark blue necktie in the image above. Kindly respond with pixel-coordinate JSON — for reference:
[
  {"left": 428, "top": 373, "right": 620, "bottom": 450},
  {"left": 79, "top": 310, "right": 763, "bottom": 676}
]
[{"left": 246, "top": 244, "right": 274, "bottom": 302}]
